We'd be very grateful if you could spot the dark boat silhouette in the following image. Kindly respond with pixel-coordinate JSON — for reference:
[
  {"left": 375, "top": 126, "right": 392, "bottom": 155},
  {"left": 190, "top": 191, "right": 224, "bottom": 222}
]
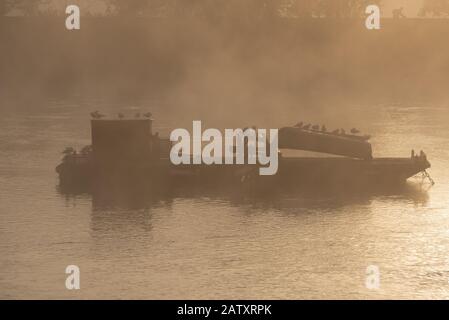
[{"left": 56, "top": 118, "right": 431, "bottom": 189}]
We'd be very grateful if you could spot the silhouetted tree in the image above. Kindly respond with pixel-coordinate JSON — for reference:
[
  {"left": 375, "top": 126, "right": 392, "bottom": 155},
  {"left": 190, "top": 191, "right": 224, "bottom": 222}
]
[
  {"left": 156, "top": 0, "right": 205, "bottom": 19},
  {"left": 313, "top": 0, "right": 381, "bottom": 18},
  {"left": 0, "top": 0, "right": 53, "bottom": 16},
  {"left": 191, "top": 0, "right": 222, "bottom": 18},
  {"left": 14, "top": 0, "right": 40, "bottom": 16},
  {"left": 291, "top": 0, "right": 315, "bottom": 18},
  {"left": 101, "top": 0, "right": 381, "bottom": 20},
  {"left": 178, "top": 0, "right": 285, "bottom": 20},
  {"left": 227, "top": 0, "right": 282, "bottom": 20},
  {"left": 419, "top": 0, "right": 449, "bottom": 17},
  {"left": 111, "top": 0, "right": 149, "bottom": 16},
  {"left": 224, "top": 0, "right": 259, "bottom": 20}
]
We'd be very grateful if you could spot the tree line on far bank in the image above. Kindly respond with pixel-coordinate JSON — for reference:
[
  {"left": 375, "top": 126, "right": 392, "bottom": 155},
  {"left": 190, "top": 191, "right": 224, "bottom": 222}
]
[
  {"left": 1, "top": 0, "right": 379, "bottom": 19},
  {"left": 1, "top": 0, "right": 449, "bottom": 20}
]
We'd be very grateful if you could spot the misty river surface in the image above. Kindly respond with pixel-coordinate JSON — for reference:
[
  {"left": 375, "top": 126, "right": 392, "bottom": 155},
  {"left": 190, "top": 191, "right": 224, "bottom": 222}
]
[{"left": 1, "top": 97, "right": 449, "bottom": 299}]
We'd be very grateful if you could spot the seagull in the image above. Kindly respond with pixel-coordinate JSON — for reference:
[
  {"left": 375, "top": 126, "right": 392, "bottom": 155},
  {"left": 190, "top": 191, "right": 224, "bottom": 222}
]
[
  {"left": 118, "top": 113, "right": 125, "bottom": 119},
  {"left": 90, "top": 111, "right": 105, "bottom": 119},
  {"left": 312, "top": 124, "right": 320, "bottom": 131},
  {"left": 143, "top": 112, "right": 153, "bottom": 119},
  {"left": 62, "top": 147, "right": 75, "bottom": 155},
  {"left": 351, "top": 128, "right": 360, "bottom": 134},
  {"left": 294, "top": 122, "right": 303, "bottom": 129},
  {"left": 303, "top": 124, "right": 311, "bottom": 130}
]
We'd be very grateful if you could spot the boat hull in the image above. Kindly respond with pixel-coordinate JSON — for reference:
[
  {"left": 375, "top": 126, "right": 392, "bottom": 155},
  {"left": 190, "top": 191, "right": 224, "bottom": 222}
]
[
  {"left": 274, "top": 157, "right": 430, "bottom": 186},
  {"left": 56, "top": 156, "right": 431, "bottom": 192}
]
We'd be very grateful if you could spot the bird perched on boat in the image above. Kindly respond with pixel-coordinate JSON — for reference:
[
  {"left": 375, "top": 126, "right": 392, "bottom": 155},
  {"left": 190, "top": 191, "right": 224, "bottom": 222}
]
[
  {"left": 303, "top": 123, "right": 311, "bottom": 130},
  {"left": 351, "top": 128, "right": 360, "bottom": 134},
  {"left": 90, "top": 111, "right": 105, "bottom": 119},
  {"left": 312, "top": 124, "right": 320, "bottom": 131},
  {"left": 118, "top": 113, "right": 125, "bottom": 119},
  {"left": 331, "top": 129, "right": 340, "bottom": 135},
  {"left": 62, "top": 146, "right": 76, "bottom": 155},
  {"left": 321, "top": 125, "right": 327, "bottom": 132},
  {"left": 363, "top": 134, "right": 371, "bottom": 140},
  {"left": 143, "top": 112, "right": 153, "bottom": 119},
  {"left": 294, "top": 122, "right": 303, "bottom": 129}
]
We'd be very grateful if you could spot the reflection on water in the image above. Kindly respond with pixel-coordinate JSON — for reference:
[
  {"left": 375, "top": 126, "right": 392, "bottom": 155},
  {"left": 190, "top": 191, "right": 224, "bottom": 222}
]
[
  {"left": 68, "top": 182, "right": 431, "bottom": 212},
  {"left": 1, "top": 97, "right": 449, "bottom": 299}
]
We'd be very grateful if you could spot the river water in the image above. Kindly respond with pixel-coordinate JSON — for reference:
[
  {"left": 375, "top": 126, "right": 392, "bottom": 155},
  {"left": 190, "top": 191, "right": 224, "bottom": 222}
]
[{"left": 1, "top": 96, "right": 449, "bottom": 299}]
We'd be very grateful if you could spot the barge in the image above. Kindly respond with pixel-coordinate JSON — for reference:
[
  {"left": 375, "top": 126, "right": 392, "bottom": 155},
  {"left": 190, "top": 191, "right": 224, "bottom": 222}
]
[{"left": 56, "top": 117, "right": 431, "bottom": 189}]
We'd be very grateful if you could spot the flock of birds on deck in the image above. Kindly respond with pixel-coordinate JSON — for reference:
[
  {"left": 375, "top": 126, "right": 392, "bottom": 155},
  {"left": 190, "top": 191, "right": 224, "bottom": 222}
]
[
  {"left": 89, "top": 112, "right": 369, "bottom": 140},
  {"left": 90, "top": 111, "right": 152, "bottom": 120},
  {"left": 293, "top": 121, "right": 371, "bottom": 140}
]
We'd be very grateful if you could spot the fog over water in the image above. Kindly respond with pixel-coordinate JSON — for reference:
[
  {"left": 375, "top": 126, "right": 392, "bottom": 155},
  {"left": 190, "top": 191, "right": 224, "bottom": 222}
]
[{"left": 1, "top": 97, "right": 449, "bottom": 299}]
